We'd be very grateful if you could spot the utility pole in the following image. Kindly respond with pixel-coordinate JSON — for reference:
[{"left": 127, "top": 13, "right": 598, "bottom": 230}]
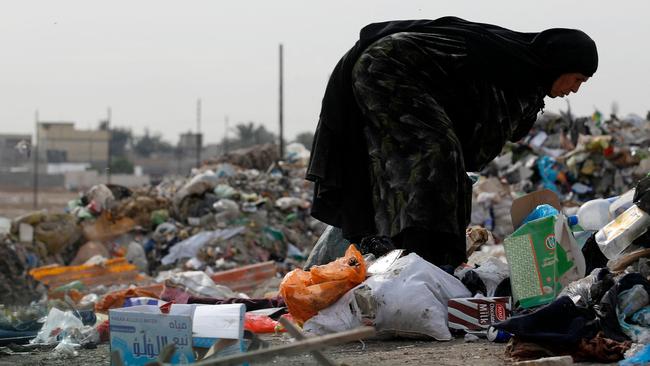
[
  {"left": 278, "top": 43, "right": 284, "bottom": 160},
  {"left": 196, "top": 98, "right": 202, "bottom": 168},
  {"left": 33, "top": 110, "right": 39, "bottom": 209},
  {"left": 107, "top": 107, "right": 112, "bottom": 184},
  {"left": 223, "top": 115, "right": 229, "bottom": 155}
]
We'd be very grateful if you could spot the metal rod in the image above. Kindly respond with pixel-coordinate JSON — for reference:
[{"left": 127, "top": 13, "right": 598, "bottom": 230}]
[
  {"left": 197, "top": 98, "right": 202, "bottom": 168},
  {"left": 188, "top": 326, "right": 375, "bottom": 366},
  {"left": 33, "top": 110, "right": 39, "bottom": 209},
  {"left": 279, "top": 317, "right": 338, "bottom": 366},
  {"left": 107, "top": 107, "right": 112, "bottom": 184},
  {"left": 223, "top": 115, "right": 229, "bottom": 155},
  {"left": 278, "top": 43, "right": 284, "bottom": 160}
]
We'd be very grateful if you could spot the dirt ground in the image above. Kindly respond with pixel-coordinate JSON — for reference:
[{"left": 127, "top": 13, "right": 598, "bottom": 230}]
[
  {"left": 0, "top": 336, "right": 617, "bottom": 366},
  {"left": 0, "top": 188, "right": 78, "bottom": 219}
]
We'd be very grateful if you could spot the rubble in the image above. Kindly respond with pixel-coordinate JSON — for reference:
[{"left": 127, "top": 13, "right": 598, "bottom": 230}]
[{"left": 3, "top": 110, "right": 650, "bottom": 365}]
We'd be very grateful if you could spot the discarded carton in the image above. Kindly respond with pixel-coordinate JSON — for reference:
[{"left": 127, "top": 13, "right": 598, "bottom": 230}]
[
  {"left": 109, "top": 303, "right": 246, "bottom": 366},
  {"left": 503, "top": 190, "right": 586, "bottom": 308},
  {"left": 109, "top": 304, "right": 195, "bottom": 365},
  {"left": 448, "top": 297, "right": 512, "bottom": 331}
]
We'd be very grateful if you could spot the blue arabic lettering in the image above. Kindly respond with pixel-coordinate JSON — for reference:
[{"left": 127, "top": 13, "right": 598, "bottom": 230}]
[{"left": 132, "top": 340, "right": 142, "bottom": 356}]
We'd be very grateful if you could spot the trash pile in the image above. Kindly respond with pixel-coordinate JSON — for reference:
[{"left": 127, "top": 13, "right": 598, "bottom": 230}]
[
  {"left": 0, "top": 143, "right": 323, "bottom": 303},
  {"left": 473, "top": 111, "right": 650, "bottom": 242},
  {"left": 3, "top": 111, "right": 650, "bottom": 365}
]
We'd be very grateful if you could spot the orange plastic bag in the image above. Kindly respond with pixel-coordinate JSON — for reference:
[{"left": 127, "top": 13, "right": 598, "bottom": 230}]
[{"left": 279, "top": 245, "right": 366, "bottom": 323}]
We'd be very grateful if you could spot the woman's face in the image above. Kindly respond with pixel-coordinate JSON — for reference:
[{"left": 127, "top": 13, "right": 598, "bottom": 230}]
[{"left": 549, "top": 73, "right": 589, "bottom": 98}]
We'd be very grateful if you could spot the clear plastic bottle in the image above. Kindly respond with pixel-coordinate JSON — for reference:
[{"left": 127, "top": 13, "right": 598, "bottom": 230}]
[{"left": 595, "top": 204, "right": 650, "bottom": 259}]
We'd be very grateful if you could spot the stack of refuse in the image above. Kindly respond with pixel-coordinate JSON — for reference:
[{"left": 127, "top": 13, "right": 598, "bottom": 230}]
[
  {"left": 276, "top": 171, "right": 650, "bottom": 364},
  {"left": 0, "top": 142, "right": 326, "bottom": 361},
  {"left": 472, "top": 110, "right": 650, "bottom": 241},
  {"left": 6, "top": 109, "right": 650, "bottom": 365},
  {"left": 0, "top": 143, "right": 323, "bottom": 307}
]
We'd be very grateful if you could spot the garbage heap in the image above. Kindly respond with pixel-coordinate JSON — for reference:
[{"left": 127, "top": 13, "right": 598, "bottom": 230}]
[
  {"left": 472, "top": 111, "right": 650, "bottom": 242},
  {"left": 0, "top": 142, "right": 323, "bottom": 308},
  {"left": 6, "top": 111, "right": 650, "bottom": 365}
]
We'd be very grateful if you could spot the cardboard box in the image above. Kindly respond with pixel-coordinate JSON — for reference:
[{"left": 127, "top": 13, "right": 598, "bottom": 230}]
[
  {"left": 109, "top": 304, "right": 195, "bottom": 365},
  {"left": 448, "top": 297, "right": 511, "bottom": 331},
  {"left": 109, "top": 303, "right": 245, "bottom": 366},
  {"left": 503, "top": 190, "right": 585, "bottom": 309}
]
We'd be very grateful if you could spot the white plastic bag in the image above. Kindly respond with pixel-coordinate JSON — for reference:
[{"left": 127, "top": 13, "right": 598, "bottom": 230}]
[
  {"left": 455, "top": 257, "right": 509, "bottom": 297},
  {"left": 304, "top": 253, "right": 471, "bottom": 340},
  {"left": 161, "top": 226, "right": 244, "bottom": 265},
  {"left": 32, "top": 308, "right": 84, "bottom": 345}
]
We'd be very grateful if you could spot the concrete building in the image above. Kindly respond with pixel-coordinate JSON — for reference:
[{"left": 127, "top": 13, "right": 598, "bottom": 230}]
[
  {"left": 178, "top": 132, "right": 202, "bottom": 160},
  {"left": 0, "top": 133, "right": 32, "bottom": 172},
  {"left": 37, "top": 122, "right": 109, "bottom": 167}
]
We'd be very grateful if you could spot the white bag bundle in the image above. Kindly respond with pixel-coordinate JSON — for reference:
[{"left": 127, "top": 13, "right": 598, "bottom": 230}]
[{"left": 304, "top": 253, "right": 471, "bottom": 340}]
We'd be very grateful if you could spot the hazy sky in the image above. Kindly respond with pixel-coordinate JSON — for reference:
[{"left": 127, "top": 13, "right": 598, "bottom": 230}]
[{"left": 1, "top": 1, "right": 648, "bottom": 145}]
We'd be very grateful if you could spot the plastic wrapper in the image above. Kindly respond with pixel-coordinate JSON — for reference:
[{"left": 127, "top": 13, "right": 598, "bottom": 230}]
[
  {"left": 280, "top": 245, "right": 366, "bottom": 323},
  {"left": 164, "top": 270, "right": 237, "bottom": 299},
  {"left": 558, "top": 268, "right": 603, "bottom": 307},
  {"left": 521, "top": 204, "right": 560, "bottom": 226},
  {"left": 455, "top": 257, "right": 509, "bottom": 297},
  {"left": 51, "top": 338, "right": 80, "bottom": 358},
  {"left": 95, "top": 287, "right": 162, "bottom": 313},
  {"left": 31, "top": 308, "right": 84, "bottom": 345},
  {"left": 161, "top": 226, "right": 244, "bottom": 265},
  {"left": 244, "top": 313, "right": 283, "bottom": 334}
]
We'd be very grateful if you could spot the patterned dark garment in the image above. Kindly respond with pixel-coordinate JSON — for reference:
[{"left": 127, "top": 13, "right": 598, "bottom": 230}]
[{"left": 351, "top": 32, "right": 545, "bottom": 263}]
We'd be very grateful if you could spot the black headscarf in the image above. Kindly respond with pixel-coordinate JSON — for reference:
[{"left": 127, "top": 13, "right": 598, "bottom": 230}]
[{"left": 307, "top": 16, "right": 598, "bottom": 238}]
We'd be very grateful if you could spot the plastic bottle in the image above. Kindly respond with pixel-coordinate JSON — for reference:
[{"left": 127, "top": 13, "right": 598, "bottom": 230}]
[
  {"left": 609, "top": 188, "right": 635, "bottom": 217},
  {"left": 595, "top": 204, "right": 650, "bottom": 259},
  {"left": 567, "top": 197, "right": 618, "bottom": 231}
]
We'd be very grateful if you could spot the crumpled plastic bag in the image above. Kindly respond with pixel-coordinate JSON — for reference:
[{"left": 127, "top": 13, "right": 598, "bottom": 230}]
[
  {"left": 86, "top": 184, "right": 115, "bottom": 212},
  {"left": 244, "top": 313, "right": 284, "bottom": 334},
  {"left": 304, "top": 252, "right": 471, "bottom": 340},
  {"left": 455, "top": 257, "right": 509, "bottom": 297},
  {"left": 558, "top": 268, "right": 605, "bottom": 307},
  {"left": 172, "top": 170, "right": 221, "bottom": 212},
  {"left": 280, "top": 244, "right": 366, "bottom": 323},
  {"left": 51, "top": 338, "right": 80, "bottom": 358},
  {"left": 161, "top": 226, "right": 244, "bottom": 265},
  {"left": 31, "top": 308, "right": 84, "bottom": 345}
]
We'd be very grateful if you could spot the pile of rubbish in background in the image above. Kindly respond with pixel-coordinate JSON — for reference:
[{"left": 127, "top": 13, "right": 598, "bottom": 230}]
[
  {"left": 472, "top": 110, "right": 650, "bottom": 242},
  {"left": 4, "top": 111, "right": 650, "bottom": 365}
]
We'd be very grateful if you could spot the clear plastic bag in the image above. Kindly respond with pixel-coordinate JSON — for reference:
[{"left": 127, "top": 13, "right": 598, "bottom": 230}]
[{"left": 31, "top": 308, "right": 84, "bottom": 345}]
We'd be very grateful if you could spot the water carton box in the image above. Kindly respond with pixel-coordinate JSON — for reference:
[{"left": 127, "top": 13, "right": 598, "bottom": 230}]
[{"left": 503, "top": 190, "right": 585, "bottom": 308}]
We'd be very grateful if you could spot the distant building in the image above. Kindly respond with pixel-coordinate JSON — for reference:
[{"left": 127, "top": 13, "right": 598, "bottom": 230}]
[
  {"left": 37, "top": 122, "right": 109, "bottom": 167},
  {"left": 178, "top": 132, "right": 202, "bottom": 159},
  {"left": 0, "top": 133, "right": 32, "bottom": 172}
]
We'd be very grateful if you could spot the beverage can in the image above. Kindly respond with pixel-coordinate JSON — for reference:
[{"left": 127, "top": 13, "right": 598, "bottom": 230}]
[{"left": 487, "top": 326, "right": 511, "bottom": 343}]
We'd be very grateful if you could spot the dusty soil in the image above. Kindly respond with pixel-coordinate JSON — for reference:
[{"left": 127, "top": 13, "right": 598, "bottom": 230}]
[
  {"left": 0, "top": 188, "right": 77, "bottom": 219},
  {"left": 0, "top": 336, "right": 617, "bottom": 366}
]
